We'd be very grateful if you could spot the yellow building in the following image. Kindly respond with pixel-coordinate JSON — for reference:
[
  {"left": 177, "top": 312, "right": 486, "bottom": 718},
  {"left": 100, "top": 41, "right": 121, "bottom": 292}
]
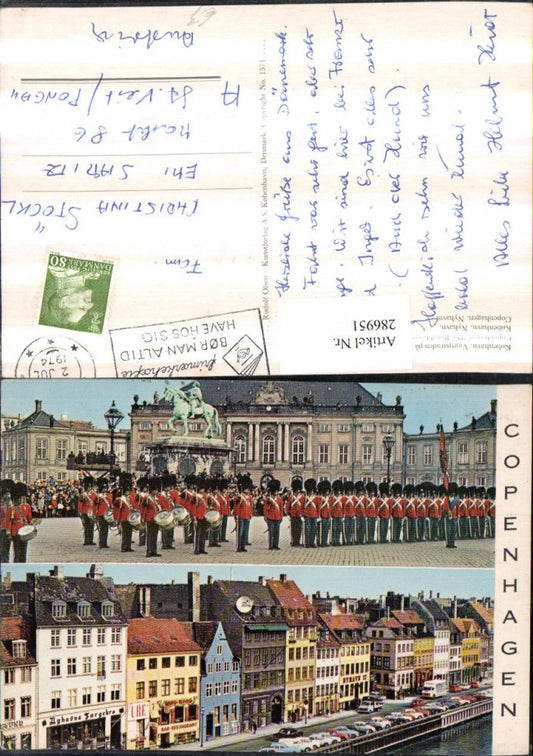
[
  {"left": 266, "top": 578, "right": 318, "bottom": 723},
  {"left": 126, "top": 618, "right": 201, "bottom": 749},
  {"left": 318, "top": 614, "right": 370, "bottom": 710},
  {"left": 454, "top": 619, "right": 481, "bottom": 684}
]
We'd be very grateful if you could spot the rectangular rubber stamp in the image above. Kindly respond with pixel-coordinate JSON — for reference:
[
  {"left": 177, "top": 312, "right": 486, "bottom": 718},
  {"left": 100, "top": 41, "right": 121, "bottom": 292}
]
[{"left": 38, "top": 252, "right": 113, "bottom": 334}]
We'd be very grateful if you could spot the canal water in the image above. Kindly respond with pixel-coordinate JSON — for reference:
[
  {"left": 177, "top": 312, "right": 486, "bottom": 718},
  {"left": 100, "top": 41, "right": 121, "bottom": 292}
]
[{"left": 387, "top": 715, "right": 491, "bottom": 755}]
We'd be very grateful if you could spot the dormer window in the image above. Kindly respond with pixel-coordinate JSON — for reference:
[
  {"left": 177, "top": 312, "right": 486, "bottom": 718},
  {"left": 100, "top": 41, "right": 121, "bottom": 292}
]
[
  {"left": 12, "top": 640, "right": 27, "bottom": 659},
  {"left": 101, "top": 601, "right": 115, "bottom": 619},
  {"left": 52, "top": 601, "right": 66, "bottom": 619},
  {"left": 77, "top": 601, "right": 91, "bottom": 619}
]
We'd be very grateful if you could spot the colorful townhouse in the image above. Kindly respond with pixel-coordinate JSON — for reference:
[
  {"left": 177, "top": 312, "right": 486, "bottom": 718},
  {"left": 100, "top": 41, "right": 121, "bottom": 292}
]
[
  {"left": 126, "top": 617, "right": 201, "bottom": 749},
  {"left": 1, "top": 616, "right": 38, "bottom": 750},
  {"left": 365, "top": 617, "right": 415, "bottom": 699},
  {"left": 315, "top": 626, "right": 341, "bottom": 716},
  {"left": 318, "top": 612, "right": 371, "bottom": 708},
  {"left": 266, "top": 576, "right": 318, "bottom": 723},
  {"left": 392, "top": 609, "right": 434, "bottom": 691}
]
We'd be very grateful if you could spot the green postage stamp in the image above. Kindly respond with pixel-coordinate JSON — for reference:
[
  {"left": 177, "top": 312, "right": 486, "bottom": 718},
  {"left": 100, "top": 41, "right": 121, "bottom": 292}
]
[{"left": 39, "top": 252, "right": 113, "bottom": 334}]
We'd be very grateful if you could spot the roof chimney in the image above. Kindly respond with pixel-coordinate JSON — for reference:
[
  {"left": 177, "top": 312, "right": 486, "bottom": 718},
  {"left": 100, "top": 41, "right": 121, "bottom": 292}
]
[
  {"left": 280, "top": 574, "right": 287, "bottom": 583},
  {"left": 188, "top": 571, "right": 200, "bottom": 623},
  {"left": 50, "top": 565, "right": 64, "bottom": 579},
  {"left": 490, "top": 399, "right": 497, "bottom": 414},
  {"left": 35, "top": 399, "right": 42, "bottom": 412},
  {"left": 429, "top": 590, "right": 433, "bottom": 599}
]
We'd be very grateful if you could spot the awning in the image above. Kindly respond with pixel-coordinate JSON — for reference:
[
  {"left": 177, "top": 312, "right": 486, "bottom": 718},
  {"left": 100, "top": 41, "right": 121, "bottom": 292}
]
[{"left": 245, "top": 624, "right": 289, "bottom": 631}]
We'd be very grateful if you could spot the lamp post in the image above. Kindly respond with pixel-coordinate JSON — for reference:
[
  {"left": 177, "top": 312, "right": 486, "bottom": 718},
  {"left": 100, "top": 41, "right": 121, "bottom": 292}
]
[
  {"left": 104, "top": 401, "right": 124, "bottom": 481},
  {"left": 200, "top": 707, "right": 205, "bottom": 748},
  {"left": 382, "top": 435, "right": 395, "bottom": 483}
]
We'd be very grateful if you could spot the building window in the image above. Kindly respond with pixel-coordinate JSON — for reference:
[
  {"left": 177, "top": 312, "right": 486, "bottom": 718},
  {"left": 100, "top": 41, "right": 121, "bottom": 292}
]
[
  {"left": 161, "top": 656, "right": 171, "bottom": 669},
  {"left": 407, "top": 445, "right": 416, "bottom": 465},
  {"left": 51, "top": 691, "right": 61, "bottom": 710},
  {"left": 101, "top": 601, "right": 115, "bottom": 618},
  {"left": 263, "top": 435, "right": 275, "bottom": 465},
  {"left": 50, "top": 629, "right": 61, "bottom": 648},
  {"left": 11, "top": 639, "right": 26, "bottom": 659},
  {"left": 82, "top": 628, "right": 91, "bottom": 646},
  {"left": 318, "top": 444, "right": 329, "bottom": 464},
  {"left": 111, "top": 628, "right": 122, "bottom": 644},
  {"left": 110, "top": 684, "right": 121, "bottom": 701},
  {"left": 161, "top": 679, "right": 171, "bottom": 696},
  {"left": 338, "top": 444, "right": 349, "bottom": 464},
  {"left": 205, "top": 683, "right": 213, "bottom": 698},
  {"left": 234, "top": 435, "right": 247, "bottom": 464},
  {"left": 19, "top": 695, "right": 31, "bottom": 719},
  {"left": 136, "top": 681, "right": 145, "bottom": 700},
  {"left": 83, "top": 656, "right": 92, "bottom": 674},
  {"left": 214, "top": 682, "right": 221, "bottom": 696},
  {"left": 82, "top": 688, "right": 92, "bottom": 705},
  {"left": 51, "top": 659, "right": 61, "bottom": 677},
  {"left": 77, "top": 601, "right": 90, "bottom": 619},
  {"left": 148, "top": 680, "right": 157, "bottom": 698},
  {"left": 189, "top": 656, "right": 198, "bottom": 666},
  {"left": 67, "top": 689, "right": 77, "bottom": 707},
  {"left": 96, "top": 686, "right": 105, "bottom": 703},
  {"left": 36, "top": 438, "right": 48, "bottom": 460},
  {"left": 97, "top": 656, "right": 106, "bottom": 679},
  {"left": 56, "top": 439, "right": 68, "bottom": 460},
  {"left": 292, "top": 435, "right": 305, "bottom": 465},
  {"left": 457, "top": 442, "right": 468, "bottom": 464},
  {"left": 338, "top": 423, "right": 350, "bottom": 432},
  {"left": 423, "top": 445, "right": 433, "bottom": 465},
  {"left": 318, "top": 424, "right": 331, "bottom": 433},
  {"left": 231, "top": 679, "right": 238, "bottom": 693},
  {"left": 175, "top": 678, "right": 185, "bottom": 695},
  {"left": 149, "top": 658, "right": 158, "bottom": 669},
  {"left": 67, "top": 629, "right": 77, "bottom": 647},
  {"left": 476, "top": 440, "right": 488, "bottom": 464},
  {"left": 111, "top": 654, "right": 122, "bottom": 672},
  {"left": 175, "top": 656, "right": 185, "bottom": 667},
  {"left": 4, "top": 699, "right": 15, "bottom": 720},
  {"left": 67, "top": 658, "right": 77, "bottom": 675},
  {"left": 458, "top": 476, "right": 468, "bottom": 487},
  {"left": 51, "top": 601, "right": 66, "bottom": 618},
  {"left": 362, "top": 444, "right": 373, "bottom": 464},
  {"left": 21, "top": 667, "right": 32, "bottom": 683},
  {"left": 362, "top": 424, "right": 374, "bottom": 432},
  {"left": 189, "top": 677, "right": 198, "bottom": 693},
  {"left": 97, "top": 628, "right": 106, "bottom": 645},
  {"left": 137, "top": 659, "right": 146, "bottom": 671},
  {"left": 4, "top": 668, "right": 15, "bottom": 685},
  {"left": 139, "top": 422, "right": 151, "bottom": 431},
  {"left": 476, "top": 475, "right": 486, "bottom": 487}
]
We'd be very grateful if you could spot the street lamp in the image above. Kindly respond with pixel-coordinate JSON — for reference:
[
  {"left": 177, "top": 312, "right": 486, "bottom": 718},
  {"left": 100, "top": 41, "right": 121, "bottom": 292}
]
[
  {"left": 104, "top": 401, "right": 124, "bottom": 480},
  {"left": 200, "top": 707, "right": 205, "bottom": 748},
  {"left": 382, "top": 435, "right": 395, "bottom": 483}
]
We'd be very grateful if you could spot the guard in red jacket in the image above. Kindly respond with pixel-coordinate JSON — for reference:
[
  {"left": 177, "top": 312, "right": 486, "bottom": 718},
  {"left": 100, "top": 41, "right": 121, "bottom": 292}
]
[
  {"left": 234, "top": 477, "right": 253, "bottom": 552},
  {"left": 487, "top": 487, "right": 496, "bottom": 538},
  {"left": 330, "top": 480, "right": 345, "bottom": 547},
  {"left": 377, "top": 482, "right": 391, "bottom": 544},
  {"left": 113, "top": 485, "right": 135, "bottom": 553},
  {"left": 427, "top": 490, "right": 441, "bottom": 541},
  {"left": 391, "top": 484, "right": 405, "bottom": 543},
  {"left": 343, "top": 483, "right": 356, "bottom": 545},
  {"left": 404, "top": 486, "right": 418, "bottom": 543},
  {"left": 477, "top": 488, "right": 489, "bottom": 539},
  {"left": 287, "top": 480, "right": 304, "bottom": 547},
  {"left": 354, "top": 483, "right": 367, "bottom": 545},
  {"left": 303, "top": 479, "right": 319, "bottom": 548},
  {"left": 264, "top": 479, "right": 283, "bottom": 550},
  {"left": 365, "top": 483, "right": 378, "bottom": 544},
  {"left": 468, "top": 488, "right": 479, "bottom": 539},
  {"left": 93, "top": 480, "right": 112, "bottom": 549},
  {"left": 194, "top": 485, "right": 208, "bottom": 555},
  {"left": 78, "top": 477, "right": 96, "bottom": 546},
  {"left": 140, "top": 479, "right": 161, "bottom": 557},
  {"left": 416, "top": 487, "right": 429, "bottom": 542},
  {"left": 5, "top": 483, "right": 34, "bottom": 562}
]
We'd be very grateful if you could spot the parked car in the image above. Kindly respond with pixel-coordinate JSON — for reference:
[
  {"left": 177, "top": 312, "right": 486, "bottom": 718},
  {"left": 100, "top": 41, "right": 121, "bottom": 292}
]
[
  {"left": 308, "top": 732, "right": 342, "bottom": 746},
  {"left": 260, "top": 744, "right": 302, "bottom": 754},
  {"left": 411, "top": 698, "right": 426, "bottom": 707},
  {"left": 351, "top": 722, "right": 376, "bottom": 734},
  {"left": 369, "top": 717, "right": 392, "bottom": 730},
  {"left": 325, "top": 729, "right": 352, "bottom": 740},
  {"left": 402, "top": 709, "right": 424, "bottom": 719},
  {"left": 368, "top": 693, "right": 386, "bottom": 702},
  {"left": 449, "top": 684, "right": 463, "bottom": 692},
  {"left": 272, "top": 728, "right": 305, "bottom": 741}
]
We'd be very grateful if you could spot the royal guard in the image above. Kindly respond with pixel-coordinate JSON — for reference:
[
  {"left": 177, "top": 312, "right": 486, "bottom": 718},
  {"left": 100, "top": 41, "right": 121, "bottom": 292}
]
[
  {"left": 5, "top": 483, "right": 34, "bottom": 562},
  {"left": 287, "top": 479, "right": 304, "bottom": 547},
  {"left": 234, "top": 476, "right": 253, "bottom": 553},
  {"left": 193, "top": 482, "right": 209, "bottom": 555},
  {"left": 456, "top": 488, "right": 468, "bottom": 540},
  {"left": 365, "top": 482, "right": 379, "bottom": 544},
  {"left": 343, "top": 482, "right": 356, "bottom": 545},
  {"left": 436, "top": 486, "right": 447, "bottom": 541},
  {"left": 487, "top": 487, "right": 496, "bottom": 538},
  {"left": 140, "top": 478, "right": 161, "bottom": 557},
  {"left": 303, "top": 479, "right": 319, "bottom": 548},
  {"left": 159, "top": 475, "right": 176, "bottom": 550},
  {"left": 354, "top": 482, "right": 367, "bottom": 545},
  {"left": 207, "top": 481, "right": 223, "bottom": 548},
  {"left": 444, "top": 483, "right": 459, "bottom": 548},
  {"left": 93, "top": 477, "right": 111, "bottom": 549},
  {"left": 1, "top": 480, "right": 15, "bottom": 563},
  {"left": 477, "top": 487, "right": 488, "bottom": 539},
  {"left": 329, "top": 480, "right": 344, "bottom": 547},
  {"left": 427, "top": 487, "right": 441, "bottom": 541},
  {"left": 404, "top": 485, "right": 418, "bottom": 543},
  {"left": 216, "top": 480, "right": 231, "bottom": 542},
  {"left": 182, "top": 479, "right": 196, "bottom": 544},
  {"left": 263, "top": 479, "right": 283, "bottom": 551},
  {"left": 377, "top": 482, "right": 391, "bottom": 544},
  {"left": 416, "top": 484, "right": 430, "bottom": 542},
  {"left": 112, "top": 481, "right": 134, "bottom": 553},
  {"left": 78, "top": 476, "right": 96, "bottom": 546},
  {"left": 468, "top": 487, "right": 479, "bottom": 539},
  {"left": 390, "top": 484, "right": 405, "bottom": 543},
  {"left": 318, "top": 481, "right": 332, "bottom": 547},
  {"left": 129, "top": 483, "right": 146, "bottom": 546}
]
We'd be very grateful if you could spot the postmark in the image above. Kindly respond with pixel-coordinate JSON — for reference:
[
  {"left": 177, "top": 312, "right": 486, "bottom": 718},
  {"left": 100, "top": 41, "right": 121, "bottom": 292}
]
[
  {"left": 38, "top": 252, "right": 113, "bottom": 334},
  {"left": 15, "top": 336, "right": 96, "bottom": 378},
  {"left": 110, "top": 308, "right": 269, "bottom": 378}
]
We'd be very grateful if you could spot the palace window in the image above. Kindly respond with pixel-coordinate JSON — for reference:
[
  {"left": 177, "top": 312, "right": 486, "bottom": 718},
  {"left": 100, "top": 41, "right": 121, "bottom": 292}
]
[
  {"left": 56, "top": 439, "right": 68, "bottom": 460},
  {"left": 36, "top": 438, "right": 48, "bottom": 460},
  {"left": 423, "top": 445, "right": 433, "bottom": 465},
  {"left": 457, "top": 442, "right": 469, "bottom": 464},
  {"left": 362, "top": 445, "right": 373, "bottom": 464},
  {"left": 476, "top": 440, "right": 488, "bottom": 464},
  {"left": 262, "top": 435, "right": 275, "bottom": 465},
  {"left": 292, "top": 435, "right": 305, "bottom": 465},
  {"left": 234, "top": 435, "right": 247, "bottom": 464},
  {"left": 318, "top": 424, "right": 331, "bottom": 433},
  {"left": 338, "top": 444, "right": 349, "bottom": 464},
  {"left": 318, "top": 445, "right": 330, "bottom": 464},
  {"left": 338, "top": 424, "right": 350, "bottom": 433},
  {"left": 407, "top": 446, "right": 416, "bottom": 465}
]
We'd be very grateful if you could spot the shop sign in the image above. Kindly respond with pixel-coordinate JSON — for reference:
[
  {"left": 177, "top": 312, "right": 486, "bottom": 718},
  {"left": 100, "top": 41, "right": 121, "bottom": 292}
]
[
  {"left": 128, "top": 703, "right": 149, "bottom": 720},
  {"left": 1, "top": 720, "right": 23, "bottom": 729},
  {"left": 159, "top": 722, "right": 196, "bottom": 734},
  {"left": 48, "top": 707, "right": 118, "bottom": 725}
]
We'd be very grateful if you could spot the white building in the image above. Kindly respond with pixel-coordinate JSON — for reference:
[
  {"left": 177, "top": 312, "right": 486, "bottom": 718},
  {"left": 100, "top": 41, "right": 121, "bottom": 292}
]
[
  {"left": 0, "top": 617, "right": 38, "bottom": 750},
  {"left": 411, "top": 599, "right": 451, "bottom": 687},
  {"left": 28, "top": 565, "right": 128, "bottom": 750}
]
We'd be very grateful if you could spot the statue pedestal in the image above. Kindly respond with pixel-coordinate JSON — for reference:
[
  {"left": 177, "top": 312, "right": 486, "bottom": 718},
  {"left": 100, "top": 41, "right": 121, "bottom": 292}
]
[{"left": 148, "top": 435, "right": 232, "bottom": 478}]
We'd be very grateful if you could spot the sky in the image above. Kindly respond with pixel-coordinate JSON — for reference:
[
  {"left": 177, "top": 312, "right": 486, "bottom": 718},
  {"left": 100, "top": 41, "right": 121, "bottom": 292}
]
[
  {"left": 2, "top": 378, "right": 497, "bottom": 435},
  {"left": 3, "top": 563, "right": 494, "bottom": 599}
]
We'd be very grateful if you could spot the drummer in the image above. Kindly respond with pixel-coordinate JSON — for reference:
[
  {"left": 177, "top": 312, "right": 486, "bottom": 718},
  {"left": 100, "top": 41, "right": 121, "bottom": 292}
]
[
  {"left": 5, "top": 483, "right": 35, "bottom": 562},
  {"left": 207, "top": 482, "right": 222, "bottom": 548},
  {"left": 113, "top": 484, "right": 135, "bottom": 553},
  {"left": 158, "top": 476, "right": 176, "bottom": 550},
  {"left": 78, "top": 477, "right": 96, "bottom": 546},
  {"left": 141, "top": 479, "right": 162, "bottom": 558},
  {"left": 93, "top": 478, "right": 111, "bottom": 549},
  {"left": 1, "top": 482, "right": 15, "bottom": 563}
]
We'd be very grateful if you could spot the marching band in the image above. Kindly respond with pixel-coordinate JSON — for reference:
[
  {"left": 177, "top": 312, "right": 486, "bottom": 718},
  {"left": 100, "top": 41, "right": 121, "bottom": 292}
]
[{"left": 0, "top": 473, "right": 495, "bottom": 561}]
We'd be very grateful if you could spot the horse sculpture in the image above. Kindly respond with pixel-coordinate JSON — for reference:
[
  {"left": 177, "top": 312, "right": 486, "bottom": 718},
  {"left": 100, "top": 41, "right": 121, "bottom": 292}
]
[{"left": 164, "top": 386, "right": 222, "bottom": 438}]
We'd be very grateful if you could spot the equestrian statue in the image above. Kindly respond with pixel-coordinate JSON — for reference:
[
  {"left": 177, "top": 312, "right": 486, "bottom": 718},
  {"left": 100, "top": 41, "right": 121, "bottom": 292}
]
[{"left": 164, "top": 382, "right": 222, "bottom": 438}]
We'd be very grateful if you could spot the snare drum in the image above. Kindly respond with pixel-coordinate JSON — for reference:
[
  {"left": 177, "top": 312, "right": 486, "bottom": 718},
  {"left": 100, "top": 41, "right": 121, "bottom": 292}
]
[
  {"left": 103, "top": 509, "right": 119, "bottom": 529},
  {"left": 127, "top": 511, "right": 144, "bottom": 531},
  {"left": 172, "top": 506, "right": 191, "bottom": 527},
  {"left": 154, "top": 510, "right": 175, "bottom": 530},
  {"left": 205, "top": 508, "right": 222, "bottom": 530},
  {"left": 18, "top": 524, "right": 38, "bottom": 542}
]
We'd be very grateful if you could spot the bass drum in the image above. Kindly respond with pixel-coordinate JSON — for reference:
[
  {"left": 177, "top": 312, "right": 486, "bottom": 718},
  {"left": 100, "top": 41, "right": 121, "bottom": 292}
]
[
  {"left": 154, "top": 511, "right": 175, "bottom": 530},
  {"left": 18, "top": 524, "right": 38, "bottom": 542},
  {"left": 205, "top": 508, "right": 222, "bottom": 530}
]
